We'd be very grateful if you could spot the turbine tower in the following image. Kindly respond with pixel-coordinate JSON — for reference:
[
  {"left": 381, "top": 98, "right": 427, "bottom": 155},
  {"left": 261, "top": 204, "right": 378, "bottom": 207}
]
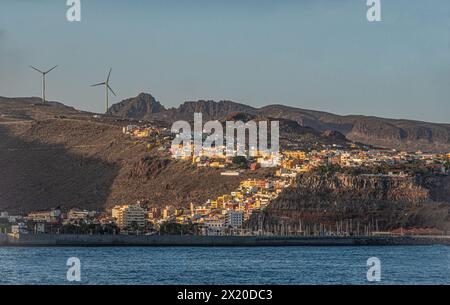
[
  {"left": 30, "top": 65, "right": 58, "bottom": 103},
  {"left": 91, "top": 68, "right": 117, "bottom": 113}
]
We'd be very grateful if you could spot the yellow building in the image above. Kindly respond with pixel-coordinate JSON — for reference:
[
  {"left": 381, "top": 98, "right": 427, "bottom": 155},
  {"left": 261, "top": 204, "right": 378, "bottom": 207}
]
[
  {"left": 163, "top": 207, "right": 169, "bottom": 220},
  {"left": 241, "top": 179, "right": 267, "bottom": 189},
  {"left": 112, "top": 204, "right": 146, "bottom": 229},
  {"left": 297, "top": 165, "right": 311, "bottom": 173},
  {"left": 176, "top": 216, "right": 187, "bottom": 224},
  {"left": 283, "top": 151, "right": 306, "bottom": 160},
  {"left": 132, "top": 128, "right": 150, "bottom": 138},
  {"left": 253, "top": 200, "right": 261, "bottom": 208},
  {"left": 210, "top": 201, "right": 218, "bottom": 209}
]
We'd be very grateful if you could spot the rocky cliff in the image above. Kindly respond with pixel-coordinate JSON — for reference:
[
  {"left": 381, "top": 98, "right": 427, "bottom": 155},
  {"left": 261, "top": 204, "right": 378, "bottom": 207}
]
[
  {"left": 107, "top": 93, "right": 166, "bottom": 120},
  {"left": 254, "top": 173, "right": 450, "bottom": 232}
]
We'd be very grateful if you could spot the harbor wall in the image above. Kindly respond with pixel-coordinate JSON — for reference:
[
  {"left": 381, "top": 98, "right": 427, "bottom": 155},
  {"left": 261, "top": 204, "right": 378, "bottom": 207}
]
[{"left": 1, "top": 234, "right": 450, "bottom": 247}]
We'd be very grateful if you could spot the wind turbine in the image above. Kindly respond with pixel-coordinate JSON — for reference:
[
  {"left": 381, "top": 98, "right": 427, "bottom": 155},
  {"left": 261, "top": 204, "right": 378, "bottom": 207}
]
[
  {"left": 91, "top": 68, "right": 117, "bottom": 113},
  {"left": 29, "top": 65, "right": 58, "bottom": 103}
]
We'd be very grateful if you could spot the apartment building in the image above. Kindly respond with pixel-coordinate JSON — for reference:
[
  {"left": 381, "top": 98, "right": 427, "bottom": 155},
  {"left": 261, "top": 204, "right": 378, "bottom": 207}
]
[
  {"left": 112, "top": 205, "right": 146, "bottom": 229},
  {"left": 226, "top": 211, "right": 244, "bottom": 228}
]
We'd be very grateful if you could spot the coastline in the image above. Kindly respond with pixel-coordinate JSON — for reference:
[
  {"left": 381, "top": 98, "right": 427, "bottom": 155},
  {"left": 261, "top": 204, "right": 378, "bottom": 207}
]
[{"left": 1, "top": 233, "right": 450, "bottom": 247}]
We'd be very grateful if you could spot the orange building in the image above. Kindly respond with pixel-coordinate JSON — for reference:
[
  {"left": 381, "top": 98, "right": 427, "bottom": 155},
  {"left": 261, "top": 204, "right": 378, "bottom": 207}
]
[
  {"left": 283, "top": 151, "right": 306, "bottom": 160},
  {"left": 241, "top": 179, "right": 267, "bottom": 189}
]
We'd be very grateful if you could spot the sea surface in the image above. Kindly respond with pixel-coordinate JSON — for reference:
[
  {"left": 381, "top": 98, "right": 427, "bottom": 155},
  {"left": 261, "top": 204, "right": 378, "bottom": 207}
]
[{"left": 0, "top": 246, "right": 449, "bottom": 285}]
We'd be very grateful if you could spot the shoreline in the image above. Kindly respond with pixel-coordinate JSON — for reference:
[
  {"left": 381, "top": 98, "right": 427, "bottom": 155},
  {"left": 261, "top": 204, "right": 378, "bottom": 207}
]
[{"left": 1, "top": 234, "right": 450, "bottom": 247}]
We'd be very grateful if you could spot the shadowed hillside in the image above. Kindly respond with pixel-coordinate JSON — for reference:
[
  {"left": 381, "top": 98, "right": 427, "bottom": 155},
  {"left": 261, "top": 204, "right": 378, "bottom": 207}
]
[
  {"left": 0, "top": 97, "right": 271, "bottom": 213},
  {"left": 0, "top": 123, "right": 120, "bottom": 213}
]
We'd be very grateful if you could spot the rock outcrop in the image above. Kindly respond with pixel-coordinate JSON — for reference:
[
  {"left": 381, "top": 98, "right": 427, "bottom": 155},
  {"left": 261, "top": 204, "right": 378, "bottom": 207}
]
[
  {"left": 107, "top": 93, "right": 166, "bottom": 119},
  {"left": 253, "top": 173, "right": 450, "bottom": 232}
]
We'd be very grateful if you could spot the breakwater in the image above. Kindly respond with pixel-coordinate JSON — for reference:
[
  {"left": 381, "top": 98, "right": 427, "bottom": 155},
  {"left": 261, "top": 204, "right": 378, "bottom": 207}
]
[{"left": 1, "top": 233, "right": 450, "bottom": 247}]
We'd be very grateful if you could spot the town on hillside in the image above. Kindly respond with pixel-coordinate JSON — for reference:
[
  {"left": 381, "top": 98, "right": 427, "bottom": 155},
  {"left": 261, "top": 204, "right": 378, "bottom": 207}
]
[{"left": 1, "top": 123, "right": 449, "bottom": 237}]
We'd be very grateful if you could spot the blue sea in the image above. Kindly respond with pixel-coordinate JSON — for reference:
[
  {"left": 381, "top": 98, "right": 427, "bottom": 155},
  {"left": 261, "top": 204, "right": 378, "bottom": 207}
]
[{"left": 0, "top": 246, "right": 449, "bottom": 285}]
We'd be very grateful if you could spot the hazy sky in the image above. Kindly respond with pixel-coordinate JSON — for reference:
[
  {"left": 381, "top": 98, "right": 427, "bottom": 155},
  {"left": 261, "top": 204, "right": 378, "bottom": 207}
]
[{"left": 0, "top": 0, "right": 449, "bottom": 123}]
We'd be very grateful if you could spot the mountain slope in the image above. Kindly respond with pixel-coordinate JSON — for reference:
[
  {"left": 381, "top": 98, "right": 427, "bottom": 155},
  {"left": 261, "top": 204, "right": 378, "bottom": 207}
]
[{"left": 0, "top": 97, "right": 270, "bottom": 213}]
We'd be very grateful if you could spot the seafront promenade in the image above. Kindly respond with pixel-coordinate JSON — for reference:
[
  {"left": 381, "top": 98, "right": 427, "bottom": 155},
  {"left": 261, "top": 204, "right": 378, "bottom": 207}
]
[{"left": 1, "top": 233, "right": 450, "bottom": 247}]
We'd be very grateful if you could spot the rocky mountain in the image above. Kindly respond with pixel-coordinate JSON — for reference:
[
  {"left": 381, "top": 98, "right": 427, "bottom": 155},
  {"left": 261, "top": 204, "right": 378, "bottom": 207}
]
[
  {"left": 107, "top": 93, "right": 352, "bottom": 150},
  {"left": 108, "top": 93, "right": 450, "bottom": 152},
  {"left": 175, "top": 100, "right": 256, "bottom": 122},
  {"left": 107, "top": 93, "right": 166, "bottom": 120}
]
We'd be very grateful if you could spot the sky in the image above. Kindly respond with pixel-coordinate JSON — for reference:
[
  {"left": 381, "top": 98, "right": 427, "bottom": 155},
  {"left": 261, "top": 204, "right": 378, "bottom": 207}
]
[{"left": 0, "top": 0, "right": 449, "bottom": 123}]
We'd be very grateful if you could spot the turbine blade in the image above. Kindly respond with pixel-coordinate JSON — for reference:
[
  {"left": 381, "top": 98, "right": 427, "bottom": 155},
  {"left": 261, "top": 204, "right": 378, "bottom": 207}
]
[
  {"left": 30, "top": 66, "right": 44, "bottom": 74},
  {"left": 107, "top": 68, "right": 112, "bottom": 83},
  {"left": 45, "top": 65, "right": 58, "bottom": 74},
  {"left": 107, "top": 84, "right": 117, "bottom": 96},
  {"left": 91, "top": 82, "right": 106, "bottom": 87}
]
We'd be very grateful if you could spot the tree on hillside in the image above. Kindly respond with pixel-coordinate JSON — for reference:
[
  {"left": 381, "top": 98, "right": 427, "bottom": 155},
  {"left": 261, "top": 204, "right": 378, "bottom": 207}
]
[{"left": 232, "top": 156, "right": 248, "bottom": 169}]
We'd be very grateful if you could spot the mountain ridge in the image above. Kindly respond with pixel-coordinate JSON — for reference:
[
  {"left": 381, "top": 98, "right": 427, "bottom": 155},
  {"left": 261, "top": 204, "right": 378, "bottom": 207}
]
[{"left": 106, "top": 93, "right": 450, "bottom": 152}]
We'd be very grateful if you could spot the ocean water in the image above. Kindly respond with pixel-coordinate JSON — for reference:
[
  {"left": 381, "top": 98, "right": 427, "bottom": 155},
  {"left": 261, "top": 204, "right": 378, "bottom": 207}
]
[{"left": 0, "top": 246, "right": 449, "bottom": 285}]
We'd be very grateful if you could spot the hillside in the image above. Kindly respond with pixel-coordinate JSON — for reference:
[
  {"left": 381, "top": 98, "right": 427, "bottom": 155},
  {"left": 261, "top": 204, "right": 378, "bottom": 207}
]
[
  {"left": 0, "top": 97, "right": 271, "bottom": 213},
  {"left": 108, "top": 93, "right": 450, "bottom": 152}
]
